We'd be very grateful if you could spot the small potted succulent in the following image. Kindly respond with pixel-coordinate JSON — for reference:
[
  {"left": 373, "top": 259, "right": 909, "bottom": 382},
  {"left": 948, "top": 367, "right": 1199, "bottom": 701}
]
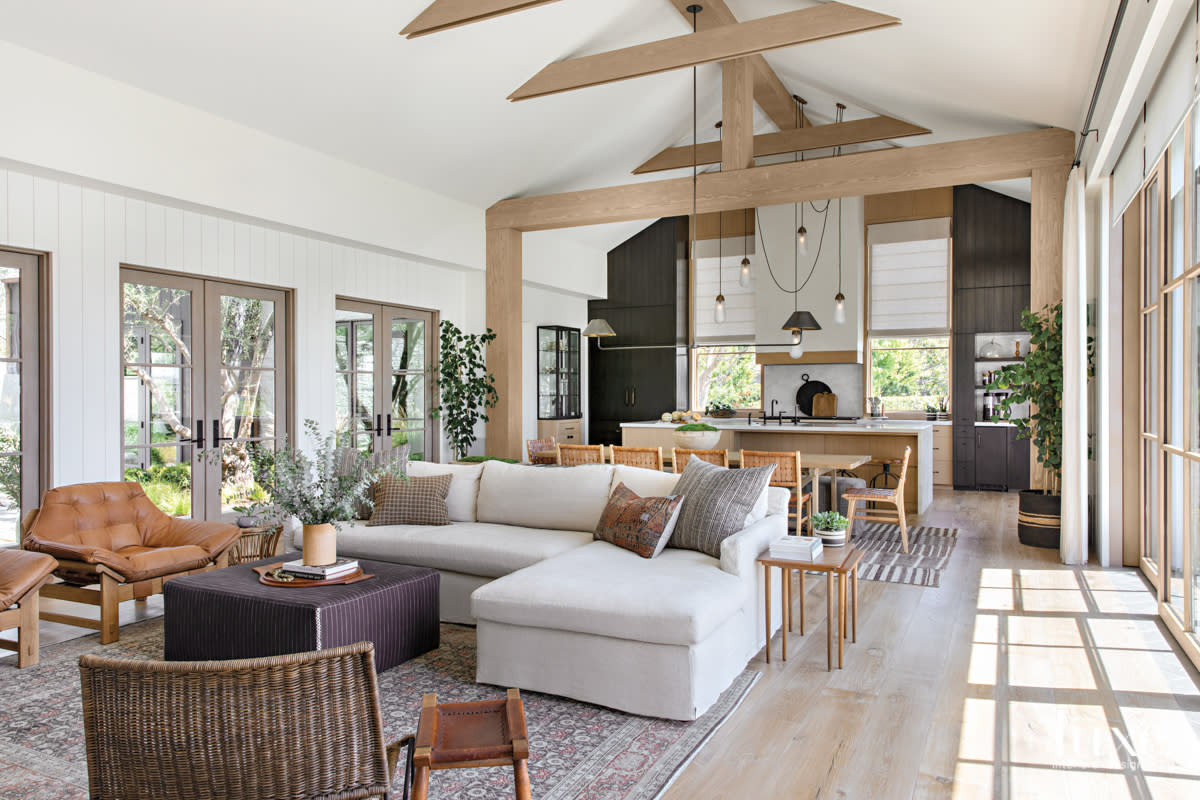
[
  {"left": 672, "top": 422, "right": 721, "bottom": 451},
  {"left": 924, "top": 404, "right": 938, "bottom": 421},
  {"left": 705, "top": 400, "right": 736, "bottom": 419},
  {"left": 937, "top": 397, "right": 950, "bottom": 421},
  {"left": 811, "top": 511, "right": 850, "bottom": 546}
]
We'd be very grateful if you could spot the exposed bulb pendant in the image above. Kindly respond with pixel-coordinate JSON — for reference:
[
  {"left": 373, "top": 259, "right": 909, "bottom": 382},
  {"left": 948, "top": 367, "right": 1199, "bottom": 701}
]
[
  {"left": 796, "top": 225, "right": 808, "bottom": 257},
  {"left": 831, "top": 104, "right": 847, "bottom": 325},
  {"left": 789, "top": 331, "right": 804, "bottom": 360},
  {"left": 834, "top": 292, "right": 846, "bottom": 324},
  {"left": 739, "top": 256, "right": 751, "bottom": 288},
  {"left": 739, "top": 206, "right": 752, "bottom": 287},
  {"left": 715, "top": 294, "right": 727, "bottom": 323},
  {"left": 713, "top": 120, "right": 725, "bottom": 323}
]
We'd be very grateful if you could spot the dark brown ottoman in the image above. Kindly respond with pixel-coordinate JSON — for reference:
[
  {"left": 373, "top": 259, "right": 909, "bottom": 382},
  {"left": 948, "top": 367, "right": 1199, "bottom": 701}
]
[{"left": 163, "top": 553, "right": 439, "bottom": 671}]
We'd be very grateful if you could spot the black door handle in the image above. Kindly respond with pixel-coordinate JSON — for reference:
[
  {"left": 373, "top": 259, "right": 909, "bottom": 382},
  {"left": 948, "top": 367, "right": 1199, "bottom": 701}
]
[
  {"left": 376, "top": 414, "right": 383, "bottom": 437},
  {"left": 213, "top": 419, "right": 233, "bottom": 448},
  {"left": 183, "top": 418, "right": 205, "bottom": 450},
  {"left": 386, "top": 414, "right": 393, "bottom": 436}
]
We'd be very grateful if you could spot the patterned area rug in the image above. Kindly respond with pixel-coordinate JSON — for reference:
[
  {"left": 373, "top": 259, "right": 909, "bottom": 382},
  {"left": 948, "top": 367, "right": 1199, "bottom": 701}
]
[
  {"left": 0, "top": 620, "right": 757, "bottom": 800},
  {"left": 850, "top": 522, "right": 960, "bottom": 587}
]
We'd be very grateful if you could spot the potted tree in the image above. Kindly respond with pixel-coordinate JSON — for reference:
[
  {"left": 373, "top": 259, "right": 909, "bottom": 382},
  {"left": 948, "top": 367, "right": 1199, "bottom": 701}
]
[
  {"left": 811, "top": 511, "right": 850, "bottom": 546},
  {"left": 995, "top": 302, "right": 1093, "bottom": 548},
  {"left": 431, "top": 321, "right": 499, "bottom": 461}
]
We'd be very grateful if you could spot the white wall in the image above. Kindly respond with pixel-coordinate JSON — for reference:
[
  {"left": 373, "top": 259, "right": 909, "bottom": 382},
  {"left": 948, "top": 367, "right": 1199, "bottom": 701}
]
[
  {"left": 0, "top": 163, "right": 482, "bottom": 485},
  {"left": 754, "top": 196, "right": 865, "bottom": 358},
  {"left": 763, "top": 364, "right": 865, "bottom": 418}
]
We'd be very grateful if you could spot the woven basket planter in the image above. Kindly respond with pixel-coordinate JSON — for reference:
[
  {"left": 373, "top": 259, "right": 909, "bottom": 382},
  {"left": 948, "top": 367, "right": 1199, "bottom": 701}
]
[{"left": 1017, "top": 490, "right": 1060, "bottom": 549}]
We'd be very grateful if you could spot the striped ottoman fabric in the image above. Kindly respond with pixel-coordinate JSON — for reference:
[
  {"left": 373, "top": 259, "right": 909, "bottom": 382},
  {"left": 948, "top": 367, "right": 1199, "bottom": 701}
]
[{"left": 163, "top": 553, "right": 439, "bottom": 672}]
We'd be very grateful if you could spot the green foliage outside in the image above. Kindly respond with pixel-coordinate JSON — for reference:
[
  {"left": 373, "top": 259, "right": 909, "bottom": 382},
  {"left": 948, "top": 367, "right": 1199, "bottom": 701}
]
[
  {"left": 124, "top": 464, "right": 192, "bottom": 516},
  {"left": 0, "top": 426, "right": 21, "bottom": 513},
  {"left": 870, "top": 337, "right": 950, "bottom": 411},
  {"left": 456, "top": 455, "right": 518, "bottom": 464},
  {"left": 676, "top": 423, "right": 719, "bottom": 432},
  {"left": 694, "top": 346, "right": 761, "bottom": 410}
]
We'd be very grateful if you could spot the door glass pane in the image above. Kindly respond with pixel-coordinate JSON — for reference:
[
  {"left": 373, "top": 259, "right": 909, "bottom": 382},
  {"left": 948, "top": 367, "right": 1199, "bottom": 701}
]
[
  {"left": 392, "top": 319, "right": 425, "bottom": 372},
  {"left": 393, "top": 420, "right": 424, "bottom": 462},
  {"left": 1168, "top": 129, "right": 1186, "bottom": 280},
  {"left": 1165, "top": 453, "right": 1185, "bottom": 612},
  {"left": 0, "top": 454, "right": 19, "bottom": 546},
  {"left": 1165, "top": 288, "right": 1184, "bottom": 446},
  {"left": 335, "top": 323, "right": 350, "bottom": 371},
  {"left": 123, "top": 281, "right": 196, "bottom": 516},
  {"left": 1145, "top": 180, "right": 1159, "bottom": 304},
  {"left": 0, "top": 267, "right": 19, "bottom": 359},
  {"left": 1193, "top": 277, "right": 1200, "bottom": 453},
  {"left": 393, "top": 374, "right": 425, "bottom": 420},
  {"left": 219, "top": 440, "right": 270, "bottom": 513},
  {"left": 123, "top": 446, "right": 192, "bottom": 517},
  {"left": 1144, "top": 310, "right": 1159, "bottom": 437},
  {"left": 220, "top": 296, "right": 275, "bottom": 368},
  {"left": 0, "top": 365, "right": 19, "bottom": 451},
  {"left": 1144, "top": 439, "right": 1159, "bottom": 564},
  {"left": 1192, "top": 461, "right": 1199, "bottom": 629},
  {"left": 219, "top": 370, "right": 276, "bottom": 441}
]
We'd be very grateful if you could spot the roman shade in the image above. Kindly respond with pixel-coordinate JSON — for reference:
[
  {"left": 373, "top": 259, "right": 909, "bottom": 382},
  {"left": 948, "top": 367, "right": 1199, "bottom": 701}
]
[
  {"left": 867, "top": 218, "right": 952, "bottom": 336},
  {"left": 693, "top": 235, "right": 755, "bottom": 344}
]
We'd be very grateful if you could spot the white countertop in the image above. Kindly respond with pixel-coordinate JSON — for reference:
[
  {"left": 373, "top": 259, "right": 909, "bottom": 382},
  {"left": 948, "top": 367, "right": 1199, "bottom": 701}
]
[
  {"left": 620, "top": 419, "right": 933, "bottom": 434},
  {"left": 975, "top": 421, "right": 1018, "bottom": 427}
]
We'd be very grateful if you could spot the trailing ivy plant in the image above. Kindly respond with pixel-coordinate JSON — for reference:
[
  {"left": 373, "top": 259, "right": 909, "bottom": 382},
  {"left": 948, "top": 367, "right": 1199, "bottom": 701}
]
[
  {"left": 431, "top": 320, "right": 499, "bottom": 460},
  {"left": 994, "top": 302, "right": 1093, "bottom": 495}
]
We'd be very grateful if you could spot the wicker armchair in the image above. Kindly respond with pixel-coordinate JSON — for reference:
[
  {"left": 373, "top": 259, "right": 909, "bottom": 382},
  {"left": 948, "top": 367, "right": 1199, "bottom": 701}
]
[
  {"left": 22, "top": 482, "right": 241, "bottom": 643},
  {"left": 672, "top": 448, "right": 730, "bottom": 472},
  {"left": 525, "top": 437, "right": 557, "bottom": 465},
  {"left": 79, "top": 641, "right": 403, "bottom": 800}
]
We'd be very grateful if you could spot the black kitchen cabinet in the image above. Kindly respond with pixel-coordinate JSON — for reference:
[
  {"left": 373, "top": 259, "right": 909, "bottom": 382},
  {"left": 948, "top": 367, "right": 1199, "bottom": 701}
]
[
  {"left": 975, "top": 426, "right": 1009, "bottom": 488},
  {"left": 1007, "top": 426, "right": 1030, "bottom": 491},
  {"left": 587, "top": 217, "right": 689, "bottom": 446}
]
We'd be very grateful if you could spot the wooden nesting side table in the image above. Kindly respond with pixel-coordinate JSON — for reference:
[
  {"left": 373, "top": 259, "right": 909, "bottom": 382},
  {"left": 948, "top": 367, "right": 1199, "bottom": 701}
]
[{"left": 758, "top": 543, "right": 864, "bottom": 670}]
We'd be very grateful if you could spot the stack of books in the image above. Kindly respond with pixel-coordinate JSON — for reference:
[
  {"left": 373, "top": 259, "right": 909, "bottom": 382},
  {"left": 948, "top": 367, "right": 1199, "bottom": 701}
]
[
  {"left": 769, "top": 536, "right": 824, "bottom": 562},
  {"left": 279, "top": 557, "right": 360, "bottom": 580}
]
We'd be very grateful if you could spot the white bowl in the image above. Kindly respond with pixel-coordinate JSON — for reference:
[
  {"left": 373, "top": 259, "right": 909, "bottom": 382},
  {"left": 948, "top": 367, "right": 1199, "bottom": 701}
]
[{"left": 672, "top": 429, "right": 721, "bottom": 451}]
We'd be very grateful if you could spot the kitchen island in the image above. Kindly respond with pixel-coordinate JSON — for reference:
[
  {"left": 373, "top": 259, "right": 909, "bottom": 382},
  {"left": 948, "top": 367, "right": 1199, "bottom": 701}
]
[{"left": 620, "top": 419, "right": 934, "bottom": 514}]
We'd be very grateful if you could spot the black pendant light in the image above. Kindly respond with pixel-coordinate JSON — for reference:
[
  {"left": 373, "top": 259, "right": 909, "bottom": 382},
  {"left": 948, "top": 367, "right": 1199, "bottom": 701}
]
[{"left": 783, "top": 95, "right": 818, "bottom": 359}]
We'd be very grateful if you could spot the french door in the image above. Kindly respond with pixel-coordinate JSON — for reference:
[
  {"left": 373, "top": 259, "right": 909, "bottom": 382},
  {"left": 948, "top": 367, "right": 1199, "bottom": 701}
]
[
  {"left": 334, "top": 299, "right": 436, "bottom": 461},
  {"left": 0, "top": 250, "right": 41, "bottom": 546},
  {"left": 121, "top": 268, "right": 288, "bottom": 519}
]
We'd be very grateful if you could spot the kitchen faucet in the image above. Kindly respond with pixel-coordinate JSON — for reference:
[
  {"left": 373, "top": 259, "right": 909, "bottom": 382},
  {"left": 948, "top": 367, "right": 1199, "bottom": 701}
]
[{"left": 770, "top": 399, "right": 778, "bottom": 417}]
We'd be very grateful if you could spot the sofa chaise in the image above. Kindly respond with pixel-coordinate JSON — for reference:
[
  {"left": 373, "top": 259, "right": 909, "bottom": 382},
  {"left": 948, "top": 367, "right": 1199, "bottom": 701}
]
[{"left": 293, "top": 459, "right": 787, "bottom": 720}]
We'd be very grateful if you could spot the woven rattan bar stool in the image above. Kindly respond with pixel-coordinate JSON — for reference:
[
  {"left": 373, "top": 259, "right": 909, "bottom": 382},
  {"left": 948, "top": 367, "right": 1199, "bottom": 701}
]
[{"left": 411, "top": 689, "right": 531, "bottom": 800}]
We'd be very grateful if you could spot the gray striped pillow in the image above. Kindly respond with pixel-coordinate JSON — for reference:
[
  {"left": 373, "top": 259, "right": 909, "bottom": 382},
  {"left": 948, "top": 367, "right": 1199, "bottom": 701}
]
[
  {"left": 669, "top": 456, "right": 775, "bottom": 558},
  {"left": 367, "top": 473, "right": 451, "bottom": 526}
]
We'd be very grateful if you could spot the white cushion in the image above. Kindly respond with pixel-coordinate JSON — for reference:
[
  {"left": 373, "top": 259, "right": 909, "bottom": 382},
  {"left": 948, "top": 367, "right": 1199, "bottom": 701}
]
[
  {"left": 476, "top": 460, "right": 614, "bottom": 533},
  {"left": 471, "top": 541, "right": 747, "bottom": 646},
  {"left": 405, "top": 460, "right": 483, "bottom": 522},
  {"left": 329, "top": 520, "right": 592, "bottom": 578},
  {"left": 766, "top": 486, "right": 790, "bottom": 516}
]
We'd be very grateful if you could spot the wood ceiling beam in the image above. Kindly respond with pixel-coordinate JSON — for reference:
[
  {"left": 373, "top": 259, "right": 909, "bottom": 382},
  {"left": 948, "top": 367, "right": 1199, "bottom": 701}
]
[
  {"left": 722, "top": 58, "right": 754, "bottom": 171},
  {"left": 666, "top": 0, "right": 805, "bottom": 131},
  {"left": 508, "top": 2, "right": 899, "bottom": 102},
  {"left": 487, "top": 128, "right": 1075, "bottom": 232},
  {"left": 400, "top": 0, "right": 564, "bottom": 39},
  {"left": 633, "top": 115, "right": 932, "bottom": 174}
]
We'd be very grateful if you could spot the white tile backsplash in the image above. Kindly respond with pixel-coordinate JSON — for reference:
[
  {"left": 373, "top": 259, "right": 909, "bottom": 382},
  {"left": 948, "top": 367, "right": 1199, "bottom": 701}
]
[{"left": 763, "top": 364, "right": 865, "bottom": 417}]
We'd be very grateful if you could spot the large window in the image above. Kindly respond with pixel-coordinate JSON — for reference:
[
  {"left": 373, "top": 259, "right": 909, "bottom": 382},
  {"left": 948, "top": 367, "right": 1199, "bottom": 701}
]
[
  {"left": 869, "top": 336, "right": 950, "bottom": 413},
  {"left": 0, "top": 250, "right": 41, "bottom": 546},
  {"left": 866, "top": 218, "right": 952, "bottom": 412},
  {"left": 693, "top": 345, "right": 761, "bottom": 411}
]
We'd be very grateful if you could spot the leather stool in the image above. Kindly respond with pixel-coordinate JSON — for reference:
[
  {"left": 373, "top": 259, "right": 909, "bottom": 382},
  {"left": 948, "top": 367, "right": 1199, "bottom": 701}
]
[
  {"left": 411, "top": 688, "right": 531, "bottom": 800},
  {"left": 0, "top": 550, "right": 58, "bottom": 667}
]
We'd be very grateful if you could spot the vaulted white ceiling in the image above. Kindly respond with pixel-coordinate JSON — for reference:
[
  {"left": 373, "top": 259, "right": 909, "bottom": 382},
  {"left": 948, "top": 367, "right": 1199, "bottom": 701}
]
[{"left": 0, "top": 0, "right": 1115, "bottom": 251}]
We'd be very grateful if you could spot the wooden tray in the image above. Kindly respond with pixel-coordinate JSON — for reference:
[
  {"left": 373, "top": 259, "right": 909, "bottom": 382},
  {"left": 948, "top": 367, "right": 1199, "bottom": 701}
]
[{"left": 253, "top": 562, "right": 375, "bottom": 588}]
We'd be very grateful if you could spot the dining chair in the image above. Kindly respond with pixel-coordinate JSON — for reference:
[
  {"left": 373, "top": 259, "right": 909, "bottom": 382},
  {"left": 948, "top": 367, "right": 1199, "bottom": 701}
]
[
  {"left": 609, "top": 446, "right": 664, "bottom": 472},
  {"left": 739, "top": 450, "right": 812, "bottom": 535},
  {"left": 525, "top": 437, "right": 557, "bottom": 465},
  {"left": 556, "top": 443, "right": 605, "bottom": 466},
  {"left": 672, "top": 448, "right": 730, "bottom": 473},
  {"left": 79, "top": 641, "right": 403, "bottom": 800},
  {"left": 843, "top": 446, "right": 912, "bottom": 552}
]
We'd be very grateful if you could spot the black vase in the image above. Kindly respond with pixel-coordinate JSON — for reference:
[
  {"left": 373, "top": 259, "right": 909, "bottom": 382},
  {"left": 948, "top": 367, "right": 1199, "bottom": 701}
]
[{"left": 1017, "top": 490, "right": 1060, "bottom": 548}]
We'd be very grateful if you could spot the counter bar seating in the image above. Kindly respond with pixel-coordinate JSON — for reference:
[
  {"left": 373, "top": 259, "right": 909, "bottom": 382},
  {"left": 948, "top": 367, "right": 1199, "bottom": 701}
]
[
  {"left": 843, "top": 446, "right": 912, "bottom": 552},
  {"left": 671, "top": 448, "right": 729, "bottom": 472}
]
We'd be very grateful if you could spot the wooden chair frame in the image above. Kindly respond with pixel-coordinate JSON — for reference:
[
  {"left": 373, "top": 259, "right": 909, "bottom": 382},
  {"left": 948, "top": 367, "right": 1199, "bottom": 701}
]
[
  {"left": 844, "top": 446, "right": 912, "bottom": 552},
  {"left": 671, "top": 448, "right": 730, "bottom": 472},
  {"left": 740, "top": 450, "right": 813, "bottom": 535},
  {"left": 525, "top": 437, "right": 557, "bottom": 464},
  {"left": 555, "top": 443, "right": 604, "bottom": 466},
  {"left": 412, "top": 688, "right": 531, "bottom": 800},
  {"left": 0, "top": 571, "right": 55, "bottom": 668},
  {"left": 609, "top": 446, "right": 664, "bottom": 472}
]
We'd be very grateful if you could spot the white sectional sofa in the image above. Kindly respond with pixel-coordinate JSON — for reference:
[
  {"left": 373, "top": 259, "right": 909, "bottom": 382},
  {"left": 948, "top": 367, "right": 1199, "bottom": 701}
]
[{"left": 295, "top": 459, "right": 788, "bottom": 720}]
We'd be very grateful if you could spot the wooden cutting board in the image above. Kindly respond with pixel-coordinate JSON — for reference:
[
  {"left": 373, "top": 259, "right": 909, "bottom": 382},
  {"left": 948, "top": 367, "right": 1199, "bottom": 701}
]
[{"left": 812, "top": 392, "right": 838, "bottom": 417}]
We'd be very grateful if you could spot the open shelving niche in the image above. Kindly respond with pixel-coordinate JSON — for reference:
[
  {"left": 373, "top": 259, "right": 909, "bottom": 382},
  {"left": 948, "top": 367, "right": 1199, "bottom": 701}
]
[{"left": 972, "top": 331, "right": 1031, "bottom": 423}]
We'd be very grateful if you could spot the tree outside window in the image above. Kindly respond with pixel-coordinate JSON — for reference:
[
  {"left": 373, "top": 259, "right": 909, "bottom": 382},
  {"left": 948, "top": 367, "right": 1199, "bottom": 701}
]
[
  {"left": 694, "top": 345, "right": 761, "bottom": 411},
  {"left": 869, "top": 336, "right": 949, "bottom": 412}
]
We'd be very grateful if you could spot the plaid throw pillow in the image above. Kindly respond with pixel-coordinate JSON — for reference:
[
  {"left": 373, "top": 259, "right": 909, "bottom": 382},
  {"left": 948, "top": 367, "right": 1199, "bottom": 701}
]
[
  {"left": 669, "top": 456, "right": 775, "bottom": 558},
  {"left": 367, "top": 473, "right": 451, "bottom": 527},
  {"left": 594, "top": 483, "right": 685, "bottom": 559}
]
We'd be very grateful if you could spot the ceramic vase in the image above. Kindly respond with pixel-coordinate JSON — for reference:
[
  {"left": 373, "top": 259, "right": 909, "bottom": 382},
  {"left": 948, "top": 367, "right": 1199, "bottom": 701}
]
[{"left": 302, "top": 523, "right": 337, "bottom": 566}]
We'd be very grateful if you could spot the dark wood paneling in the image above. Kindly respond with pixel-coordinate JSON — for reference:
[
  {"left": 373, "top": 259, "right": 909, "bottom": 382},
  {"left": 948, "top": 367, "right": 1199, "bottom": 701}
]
[
  {"left": 975, "top": 426, "right": 1009, "bottom": 488},
  {"left": 1006, "top": 426, "right": 1030, "bottom": 491},
  {"left": 953, "top": 185, "right": 1032, "bottom": 291}
]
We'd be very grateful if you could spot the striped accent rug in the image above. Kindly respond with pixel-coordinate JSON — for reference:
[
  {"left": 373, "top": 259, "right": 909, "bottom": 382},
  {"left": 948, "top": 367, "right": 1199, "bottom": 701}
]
[
  {"left": 0, "top": 619, "right": 757, "bottom": 800},
  {"left": 851, "top": 521, "right": 960, "bottom": 587}
]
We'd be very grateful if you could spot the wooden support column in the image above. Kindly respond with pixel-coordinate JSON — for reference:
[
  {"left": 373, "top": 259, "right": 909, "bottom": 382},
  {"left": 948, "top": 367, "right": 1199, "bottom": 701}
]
[
  {"left": 1029, "top": 164, "right": 1069, "bottom": 490},
  {"left": 486, "top": 228, "right": 523, "bottom": 460},
  {"left": 722, "top": 58, "right": 755, "bottom": 171}
]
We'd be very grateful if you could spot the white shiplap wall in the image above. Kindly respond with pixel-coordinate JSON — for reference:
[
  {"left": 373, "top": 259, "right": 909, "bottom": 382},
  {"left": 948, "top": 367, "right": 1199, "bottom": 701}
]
[{"left": 0, "top": 164, "right": 479, "bottom": 488}]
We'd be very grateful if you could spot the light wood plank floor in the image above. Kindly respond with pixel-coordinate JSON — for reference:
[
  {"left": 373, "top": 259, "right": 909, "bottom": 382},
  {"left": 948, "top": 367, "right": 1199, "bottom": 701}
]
[
  {"left": 5, "top": 489, "right": 1198, "bottom": 798},
  {"left": 663, "top": 488, "right": 1200, "bottom": 800}
]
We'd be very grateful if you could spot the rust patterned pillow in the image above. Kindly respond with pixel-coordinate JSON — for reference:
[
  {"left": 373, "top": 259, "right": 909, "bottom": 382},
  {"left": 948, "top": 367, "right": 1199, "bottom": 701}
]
[
  {"left": 367, "top": 473, "right": 451, "bottom": 526},
  {"left": 594, "top": 483, "right": 685, "bottom": 559}
]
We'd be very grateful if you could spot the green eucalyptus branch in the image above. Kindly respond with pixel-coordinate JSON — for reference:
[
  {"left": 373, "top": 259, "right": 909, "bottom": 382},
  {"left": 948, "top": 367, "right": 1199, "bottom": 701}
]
[{"left": 430, "top": 320, "right": 499, "bottom": 460}]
